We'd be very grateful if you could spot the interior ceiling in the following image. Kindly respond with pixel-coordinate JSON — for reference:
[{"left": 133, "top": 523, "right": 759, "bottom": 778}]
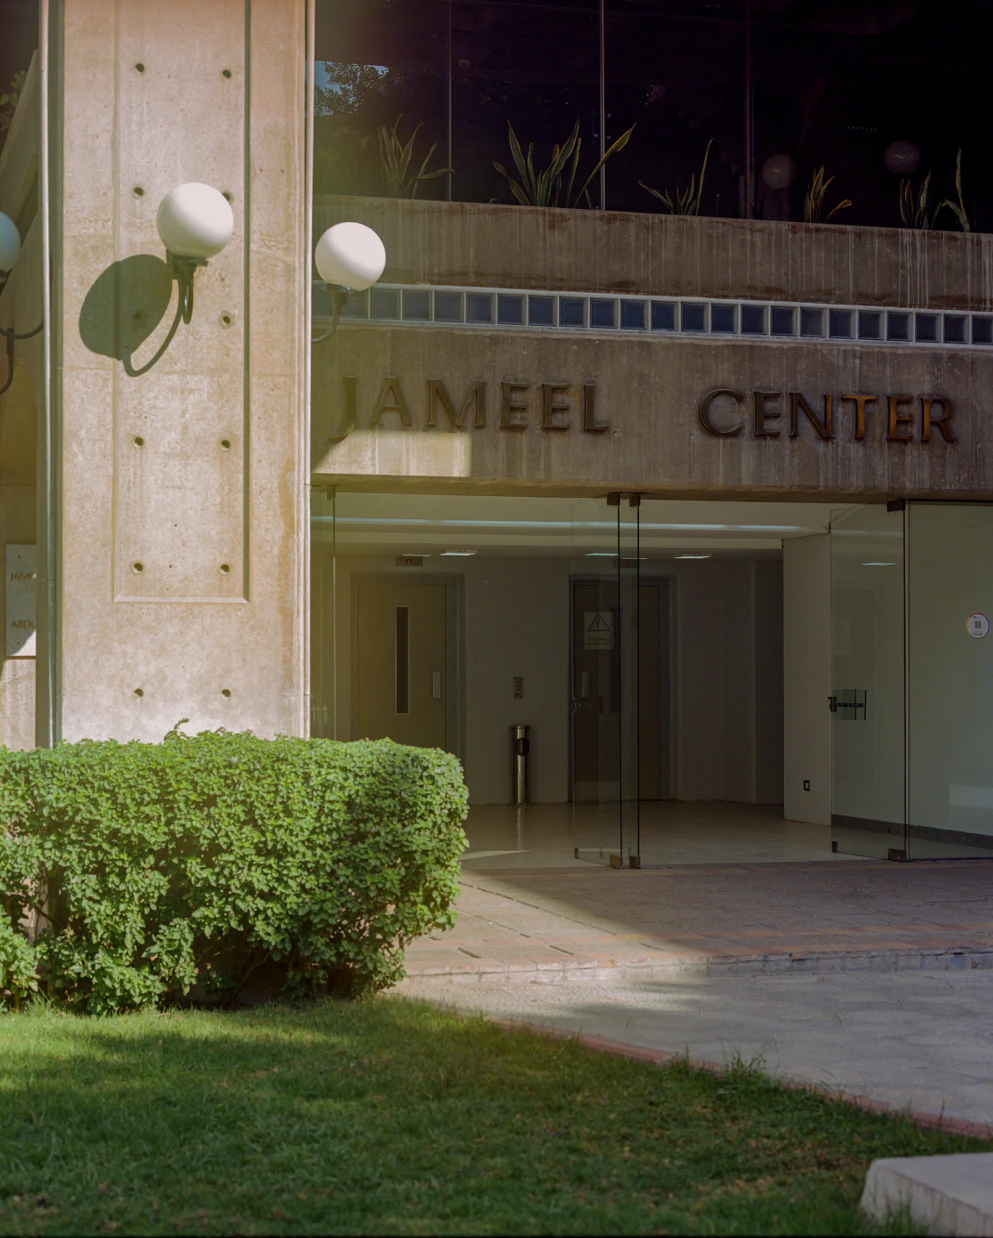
[{"left": 314, "top": 492, "right": 850, "bottom": 558}]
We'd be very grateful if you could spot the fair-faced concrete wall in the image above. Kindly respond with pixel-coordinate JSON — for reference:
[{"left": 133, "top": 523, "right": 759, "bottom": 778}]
[
  {"left": 53, "top": 0, "right": 309, "bottom": 743},
  {"left": 314, "top": 326, "right": 986, "bottom": 502},
  {"left": 315, "top": 196, "right": 993, "bottom": 311},
  {"left": 782, "top": 535, "right": 832, "bottom": 825},
  {"left": 312, "top": 199, "right": 993, "bottom": 502}
]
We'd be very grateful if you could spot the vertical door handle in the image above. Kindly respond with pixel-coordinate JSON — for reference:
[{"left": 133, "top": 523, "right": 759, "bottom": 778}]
[
  {"left": 432, "top": 670, "right": 442, "bottom": 700},
  {"left": 581, "top": 670, "right": 591, "bottom": 699}
]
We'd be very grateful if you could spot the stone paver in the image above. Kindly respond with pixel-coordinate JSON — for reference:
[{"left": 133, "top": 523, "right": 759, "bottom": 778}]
[
  {"left": 400, "top": 859, "right": 993, "bottom": 1132},
  {"left": 406, "top": 861, "right": 993, "bottom": 982}
]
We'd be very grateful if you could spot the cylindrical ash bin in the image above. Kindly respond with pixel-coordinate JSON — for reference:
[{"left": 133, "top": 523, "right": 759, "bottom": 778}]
[{"left": 511, "top": 724, "right": 530, "bottom": 805}]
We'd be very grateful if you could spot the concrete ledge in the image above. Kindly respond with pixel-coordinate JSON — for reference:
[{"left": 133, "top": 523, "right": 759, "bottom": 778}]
[{"left": 861, "top": 1154, "right": 993, "bottom": 1236}]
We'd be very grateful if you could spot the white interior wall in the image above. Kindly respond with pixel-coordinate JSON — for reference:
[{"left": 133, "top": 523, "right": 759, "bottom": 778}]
[
  {"left": 722, "top": 561, "right": 758, "bottom": 803},
  {"left": 755, "top": 560, "right": 786, "bottom": 804},
  {"left": 330, "top": 553, "right": 571, "bottom": 803},
  {"left": 463, "top": 557, "right": 571, "bottom": 803},
  {"left": 673, "top": 559, "right": 784, "bottom": 805},
  {"left": 782, "top": 535, "right": 832, "bottom": 824},
  {"left": 325, "top": 552, "right": 785, "bottom": 808}
]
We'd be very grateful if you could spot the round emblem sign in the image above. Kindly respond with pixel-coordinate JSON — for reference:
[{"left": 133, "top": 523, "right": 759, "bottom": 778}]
[{"left": 967, "top": 613, "right": 990, "bottom": 639}]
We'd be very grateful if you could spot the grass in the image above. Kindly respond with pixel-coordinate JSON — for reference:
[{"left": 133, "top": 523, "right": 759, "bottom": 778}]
[{"left": 0, "top": 996, "right": 986, "bottom": 1236}]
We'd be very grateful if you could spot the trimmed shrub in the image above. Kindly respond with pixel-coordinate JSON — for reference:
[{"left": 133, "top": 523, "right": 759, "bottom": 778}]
[{"left": 0, "top": 727, "right": 468, "bottom": 1013}]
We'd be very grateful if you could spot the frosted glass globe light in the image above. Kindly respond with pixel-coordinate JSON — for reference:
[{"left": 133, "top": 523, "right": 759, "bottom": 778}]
[
  {"left": 156, "top": 183, "right": 234, "bottom": 260},
  {"left": 761, "top": 153, "right": 797, "bottom": 190},
  {"left": 314, "top": 222, "right": 386, "bottom": 292},
  {"left": 0, "top": 211, "right": 21, "bottom": 273},
  {"left": 884, "top": 140, "right": 921, "bottom": 176}
]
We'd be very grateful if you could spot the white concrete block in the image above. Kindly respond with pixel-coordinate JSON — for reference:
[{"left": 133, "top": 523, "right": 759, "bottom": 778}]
[{"left": 861, "top": 1154, "right": 993, "bottom": 1236}]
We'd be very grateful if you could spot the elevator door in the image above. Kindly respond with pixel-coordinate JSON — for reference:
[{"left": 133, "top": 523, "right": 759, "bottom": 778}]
[
  {"left": 572, "top": 579, "right": 669, "bottom": 802},
  {"left": 355, "top": 580, "right": 447, "bottom": 749}
]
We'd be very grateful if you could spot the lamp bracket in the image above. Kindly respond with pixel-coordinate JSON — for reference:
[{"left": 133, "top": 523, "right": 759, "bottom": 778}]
[
  {"left": 312, "top": 283, "right": 351, "bottom": 344},
  {"left": 0, "top": 320, "right": 43, "bottom": 397},
  {"left": 167, "top": 253, "right": 208, "bottom": 325}
]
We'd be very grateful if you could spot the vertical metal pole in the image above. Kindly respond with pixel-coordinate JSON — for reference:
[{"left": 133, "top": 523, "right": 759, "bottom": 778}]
[
  {"left": 902, "top": 502, "right": 910, "bottom": 857},
  {"left": 331, "top": 488, "right": 338, "bottom": 739},
  {"left": 38, "top": 0, "right": 58, "bottom": 746},
  {"left": 634, "top": 495, "right": 641, "bottom": 862},
  {"left": 447, "top": 0, "right": 453, "bottom": 202},
  {"left": 599, "top": 0, "right": 606, "bottom": 210},
  {"left": 615, "top": 496, "right": 622, "bottom": 854},
  {"left": 744, "top": 0, "right": 753, "bottom": 218},
  {"left": 304, "top": 0, "right": 316, "bottom": 737}
]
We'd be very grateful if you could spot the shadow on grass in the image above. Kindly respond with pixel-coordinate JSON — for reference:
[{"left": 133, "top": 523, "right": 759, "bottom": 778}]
[{"left": 1, "top": 997, "right": 983, "bottom": 1237}]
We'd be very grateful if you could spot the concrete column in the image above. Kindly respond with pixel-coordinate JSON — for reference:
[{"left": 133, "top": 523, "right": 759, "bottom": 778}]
[
  {"left": 0, "top": 53, "right": 41, "bottom": 751},
  {"left": 49, "top": 0, "right": 309, "bottom": 742},
  {"left": 782, "top": 534, "right": 832, "bottom": 824}
]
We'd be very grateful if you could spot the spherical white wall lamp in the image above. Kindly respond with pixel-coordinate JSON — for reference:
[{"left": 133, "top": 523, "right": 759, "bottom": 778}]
[
  {"left": 156, "top": 182, "right": 234, "bottom": 324},
  {"left": 119, "top": 182, "right": 235, "bottom": 377},
  {"left": 0, "top": 211, "right": 22, "bottom": 276},
  {"left": 313, "top": 221, "right": 386, "bottom": 342},
  {"left": 0, "top": 212, "right": 43, "bottom": 397}
]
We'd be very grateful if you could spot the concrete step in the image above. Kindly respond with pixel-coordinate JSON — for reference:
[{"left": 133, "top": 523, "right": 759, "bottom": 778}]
[{"left": 862, "top": 1153, "right": 993, "bottom": 1236}]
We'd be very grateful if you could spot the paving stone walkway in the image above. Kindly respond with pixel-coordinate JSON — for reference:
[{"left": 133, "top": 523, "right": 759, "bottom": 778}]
[
  {"left": 399, "top": 859, "right": 993, "bottom": 1130},
  {"left": 405, "top": 860, "right": 993, "bottom": 982},
  {"left": 397, "top": 970, "right": 993, "bottom": 1132}
]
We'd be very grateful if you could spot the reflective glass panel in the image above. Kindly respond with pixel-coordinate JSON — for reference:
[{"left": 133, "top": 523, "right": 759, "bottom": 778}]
[
  {"left": 830, "top": 505, "right": 906, "bottom": 859},
  {"left": 907, "top": 504, "right": 993, "bottom": 858}
]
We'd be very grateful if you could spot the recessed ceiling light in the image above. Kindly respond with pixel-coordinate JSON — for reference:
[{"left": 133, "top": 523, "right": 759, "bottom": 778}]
[
  {"left": 675, "top": 553, "right": 712, "bottom": 560},
  {"left": 585, "top": 552, "right": 618, "bottom": 557},
  {"left": 861, "top": 560, "right": 896, "bottom": 566},
  {"left": 401, "top": 552, "right": 429, "bottom": 557},
  {"left": 440, "top": 549, "right": 476, "bottom": 556}
]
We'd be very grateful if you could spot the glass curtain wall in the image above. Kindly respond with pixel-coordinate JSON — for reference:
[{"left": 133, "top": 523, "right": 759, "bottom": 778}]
[
  {"left": 907, "top": 504, "right": 993, "bottom": 858},
  {"left": 315, "top": 0, "right": 993, "bottom": 229},
  {"left": 831, "top": 501, "right": 993, "bottom": 860}
]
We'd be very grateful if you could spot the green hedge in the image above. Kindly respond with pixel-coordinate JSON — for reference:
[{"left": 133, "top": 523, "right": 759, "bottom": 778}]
[{"left": 0, "top": 727, "right": 468, "bottom": 1013}]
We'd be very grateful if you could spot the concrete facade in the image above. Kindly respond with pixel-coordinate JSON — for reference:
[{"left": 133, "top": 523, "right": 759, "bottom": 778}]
[
  {"left": 48, "top": 0, "right": 310, "bottom": 743},
  {"left": 312, "top": 198, "right": 993, "bottom": 501}
]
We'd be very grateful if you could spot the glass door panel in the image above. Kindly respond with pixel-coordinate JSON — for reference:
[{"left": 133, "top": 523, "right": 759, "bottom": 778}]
[
  {"left": 618, "top": 498, "right": 641, "bottom": 863},
  {"left": 830, "top": 504, "right": 906, "bottom": 858},
  {"left": 907, "top": 504, "right": 993, "bottom": 858},
  {"left": 570, "top": 496, "right": 640, "bottom": 866}
]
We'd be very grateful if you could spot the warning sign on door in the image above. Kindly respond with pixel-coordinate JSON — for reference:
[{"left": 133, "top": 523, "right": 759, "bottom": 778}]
[{"left": 584, "top": 611, "right": 614, "bottom": 650}]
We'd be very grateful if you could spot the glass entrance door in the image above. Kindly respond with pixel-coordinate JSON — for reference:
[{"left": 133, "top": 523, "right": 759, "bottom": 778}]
[
  {"left": 830, "top": 504, "right": 906, "bottom": 859},
  {"left": 570, "top": 495, "right": 641, "bottom": 866}
]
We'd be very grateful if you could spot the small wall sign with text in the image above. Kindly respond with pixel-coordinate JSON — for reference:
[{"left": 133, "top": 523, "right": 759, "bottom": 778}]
[
  {"left": 967, "top": 613, "right": 989, "bottom": 639},
  {"left": 584, "top": 611, "right": 614, "bottom": 650},
  {"left": 5, "top": 544, "right": 37, "bottom": 658},
  {"left": 698, "top": 389, "right": 956, "bottom": 443}
]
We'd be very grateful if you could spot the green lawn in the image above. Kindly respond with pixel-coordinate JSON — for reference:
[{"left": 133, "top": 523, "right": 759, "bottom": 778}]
[{"left": 0, "top": 997, "right": 985, "bottom": 1236}]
